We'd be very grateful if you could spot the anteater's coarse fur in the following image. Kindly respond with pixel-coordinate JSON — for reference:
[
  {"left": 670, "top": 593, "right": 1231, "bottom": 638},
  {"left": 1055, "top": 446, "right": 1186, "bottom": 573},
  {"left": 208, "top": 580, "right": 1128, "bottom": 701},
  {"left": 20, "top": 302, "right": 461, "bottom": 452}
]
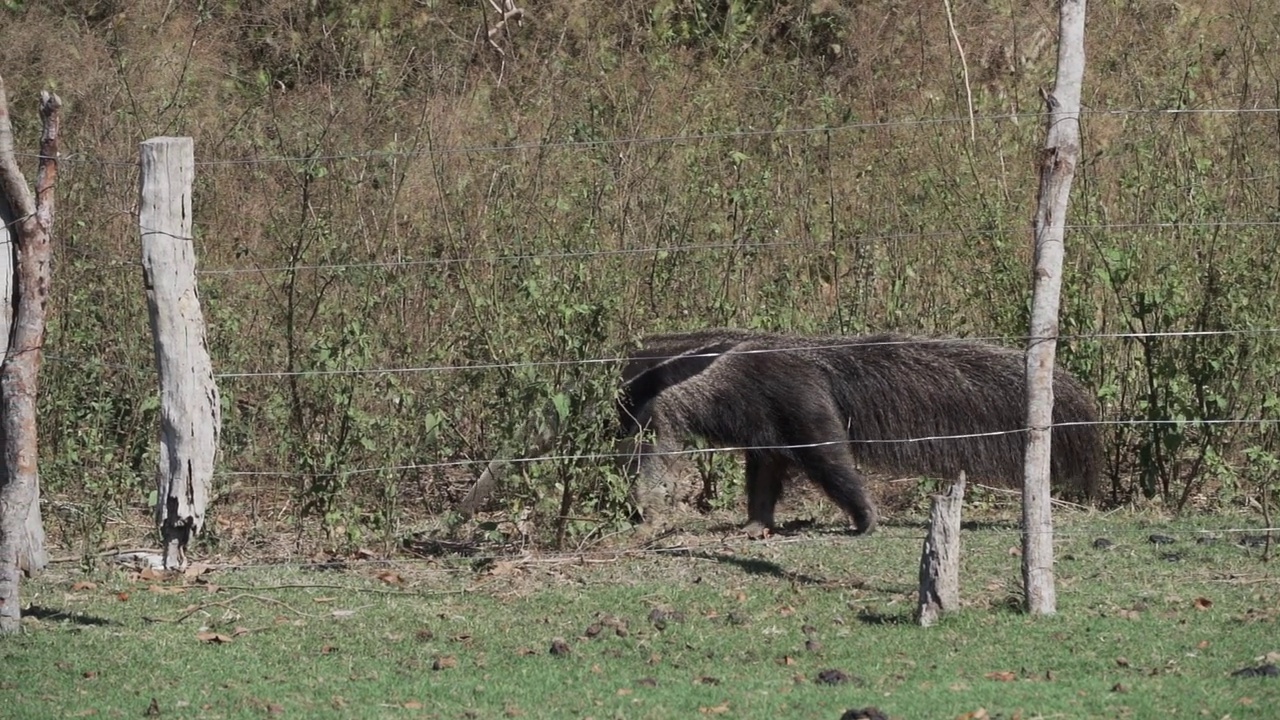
[{"left": 618, "top": 329, "right": 1102, "bottom": 536}]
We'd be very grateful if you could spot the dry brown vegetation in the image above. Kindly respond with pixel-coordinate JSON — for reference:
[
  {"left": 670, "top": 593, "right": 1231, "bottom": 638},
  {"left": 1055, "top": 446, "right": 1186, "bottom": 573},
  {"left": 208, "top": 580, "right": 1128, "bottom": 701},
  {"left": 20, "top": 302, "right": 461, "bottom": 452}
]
[{"left": 0, "top": 0, "right": 1277, "bottom": 555}]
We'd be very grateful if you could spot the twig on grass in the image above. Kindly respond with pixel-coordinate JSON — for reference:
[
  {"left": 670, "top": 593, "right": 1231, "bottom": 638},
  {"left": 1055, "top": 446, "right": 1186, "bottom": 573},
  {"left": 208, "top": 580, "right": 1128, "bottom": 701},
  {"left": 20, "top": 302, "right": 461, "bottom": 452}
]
[
  {"left": 973, "top": 483, "right": 1091, "bottom": 510},
  {"left": 143, "top": 593, "right": 313, "bottom": 624},
  {"left": 212, "top": 582, "right": 472, "bottom": 598}
]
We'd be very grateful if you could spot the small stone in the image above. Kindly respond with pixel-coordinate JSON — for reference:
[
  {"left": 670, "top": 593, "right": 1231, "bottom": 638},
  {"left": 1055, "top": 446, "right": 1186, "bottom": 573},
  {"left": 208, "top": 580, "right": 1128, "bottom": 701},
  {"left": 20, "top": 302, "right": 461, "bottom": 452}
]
[
  {"left": 549, "top": 638, "right": 571, "bottom": 657},
  {"left": 1092, "top": 538, "right": 1114, "bottom": 550},
  {"left": 816, "top": 668, "right": 861, "bottom": 685},
  {"left": 1148, "top": 534, "right": 1176, "bottom": 545},
  {"left": 1232, "top": 663, "right": 1279, "bottom": 678}
]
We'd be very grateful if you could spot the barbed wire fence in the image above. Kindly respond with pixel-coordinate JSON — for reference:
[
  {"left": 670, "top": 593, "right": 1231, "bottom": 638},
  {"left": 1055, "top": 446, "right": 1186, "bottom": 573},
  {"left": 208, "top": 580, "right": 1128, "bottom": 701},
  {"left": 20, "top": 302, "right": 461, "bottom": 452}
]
[{"left": 34, "top": 103, "right": 1280, "bottom": 560}]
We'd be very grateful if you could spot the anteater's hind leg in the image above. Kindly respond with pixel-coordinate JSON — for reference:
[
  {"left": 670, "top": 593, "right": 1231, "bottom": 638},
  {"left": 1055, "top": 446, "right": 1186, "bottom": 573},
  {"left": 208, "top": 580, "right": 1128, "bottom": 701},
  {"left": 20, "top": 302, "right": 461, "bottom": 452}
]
[{"left": 744, "top": 450, "right": 788, "bottom": 538}]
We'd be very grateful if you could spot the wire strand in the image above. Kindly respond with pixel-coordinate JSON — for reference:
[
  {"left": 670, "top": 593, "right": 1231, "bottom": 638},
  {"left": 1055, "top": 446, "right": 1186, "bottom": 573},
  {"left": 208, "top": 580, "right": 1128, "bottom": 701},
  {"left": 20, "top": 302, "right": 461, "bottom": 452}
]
[
  {"left": 214, "top": 417, "right": 1280, "bottom": 480},
  {"left": 16, "top": 106, "right": 1280, "bottom": 168}
]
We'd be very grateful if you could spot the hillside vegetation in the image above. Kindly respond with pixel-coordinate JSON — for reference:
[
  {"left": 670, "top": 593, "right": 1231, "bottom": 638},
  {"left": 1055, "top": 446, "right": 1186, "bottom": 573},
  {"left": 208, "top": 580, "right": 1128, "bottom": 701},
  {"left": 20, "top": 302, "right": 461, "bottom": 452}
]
[{"left": 0, "top": 0, "right": 1277, "bottom": 552}]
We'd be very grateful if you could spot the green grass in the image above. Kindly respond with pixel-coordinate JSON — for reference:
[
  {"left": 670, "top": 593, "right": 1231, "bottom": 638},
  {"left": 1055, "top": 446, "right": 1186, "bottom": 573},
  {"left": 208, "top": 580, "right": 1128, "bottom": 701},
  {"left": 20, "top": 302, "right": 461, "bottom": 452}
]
[{"left": 7, "top": 512, "right": 1279, "bottom": 719}]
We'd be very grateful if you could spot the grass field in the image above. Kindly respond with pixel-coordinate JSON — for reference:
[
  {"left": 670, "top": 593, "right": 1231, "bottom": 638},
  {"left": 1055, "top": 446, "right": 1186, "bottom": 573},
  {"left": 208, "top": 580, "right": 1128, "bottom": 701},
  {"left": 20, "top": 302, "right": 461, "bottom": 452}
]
[{"left": 7, "top": 509, "right": 1279, "bottom": 719}]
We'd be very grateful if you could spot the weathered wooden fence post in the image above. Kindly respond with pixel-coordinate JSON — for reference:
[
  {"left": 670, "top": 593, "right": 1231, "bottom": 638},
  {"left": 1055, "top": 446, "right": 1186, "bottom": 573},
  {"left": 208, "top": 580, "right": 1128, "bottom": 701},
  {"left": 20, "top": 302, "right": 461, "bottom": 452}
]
[
  {"left": 139, "top": 136, "right": 221, "bottom": 571},
  {"left": 0, "top": 78, "right": 59, "bottom": 634},
  {"left": 1023, "top": 0, "right": 1087, "bottom": 616},
  {"left": 917, "top": 473, "right": 965, "bottom": 627}
]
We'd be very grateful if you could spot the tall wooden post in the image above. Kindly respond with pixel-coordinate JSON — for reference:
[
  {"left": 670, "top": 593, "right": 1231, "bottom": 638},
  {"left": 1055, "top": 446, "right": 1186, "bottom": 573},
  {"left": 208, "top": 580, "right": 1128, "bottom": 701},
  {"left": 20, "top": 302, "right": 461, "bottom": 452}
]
[
  {"left": 0, "top": 78, "right": 59, "bottom": 634},
  {"left": 1023, "top": 0, "right": 1087, "bottom": 616},
  {"left": 139, "top": 137, "right": 221, "bottom": 570}
]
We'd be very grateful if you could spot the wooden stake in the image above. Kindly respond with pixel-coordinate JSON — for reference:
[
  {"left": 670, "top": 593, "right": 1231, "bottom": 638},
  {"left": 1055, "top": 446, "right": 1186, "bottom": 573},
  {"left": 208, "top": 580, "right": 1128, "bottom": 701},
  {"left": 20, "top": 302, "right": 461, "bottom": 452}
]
[
  {"left": 139, "top": 137, "right": 221, "bottom": 570},
  {"left": 917, "top": 473, "right": 966, "bottom": 627},
  {"left": 1023, "top": 0, "right": 1088, "bottom": 616}
]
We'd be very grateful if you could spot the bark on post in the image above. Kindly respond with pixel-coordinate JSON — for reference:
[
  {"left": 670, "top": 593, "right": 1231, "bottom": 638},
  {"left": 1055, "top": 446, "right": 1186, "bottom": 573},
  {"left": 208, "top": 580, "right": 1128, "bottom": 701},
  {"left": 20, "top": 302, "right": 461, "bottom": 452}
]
[
  {"left": 917, "top": 473, "right": 965, "bottom": 627},
  {"left": 0, "top": 78, "right": 59, "bottom": 634},
  {"left": 1022, "top": 0, "right": 1087, "bottom": 616},
  {"left": 139, "top": 137, "right": 221, "bottom": 571}
]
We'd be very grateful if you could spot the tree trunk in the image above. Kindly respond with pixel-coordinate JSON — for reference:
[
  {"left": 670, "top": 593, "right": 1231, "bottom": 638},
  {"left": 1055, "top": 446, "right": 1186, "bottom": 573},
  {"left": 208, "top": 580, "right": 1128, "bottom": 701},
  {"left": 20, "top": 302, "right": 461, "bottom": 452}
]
[
  {"left": 139, "top": 137, "right": 221, "bottom": 570},
  {"left": 0, "top": 78, "right": 60, "bottom": 634},
  {"left": 1023, "top": 0, "right": 1087, "bottom": 616}
]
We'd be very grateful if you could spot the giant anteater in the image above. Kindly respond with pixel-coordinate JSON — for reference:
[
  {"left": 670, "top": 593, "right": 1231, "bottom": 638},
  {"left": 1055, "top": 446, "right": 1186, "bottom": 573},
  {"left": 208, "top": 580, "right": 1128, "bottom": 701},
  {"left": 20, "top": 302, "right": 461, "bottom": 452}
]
[{"left": 618, "top": 329, "right": 1102, "bottom": 536}]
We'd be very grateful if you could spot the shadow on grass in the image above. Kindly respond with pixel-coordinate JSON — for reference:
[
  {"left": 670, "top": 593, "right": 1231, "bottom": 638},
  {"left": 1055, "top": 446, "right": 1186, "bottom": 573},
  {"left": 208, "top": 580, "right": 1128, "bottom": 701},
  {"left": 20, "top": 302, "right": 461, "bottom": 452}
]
[
  {"left": 401, "top": 535, "right": 522, "bottom": 559},
  {"left": 24, "top": 606, "right": 115, "bottom": 626},
  {"left": 854, "top": 609, "right": 913, "bottom": 626},
  {"left": 658, "top": 548, "right": 907, "bottom": 594}
]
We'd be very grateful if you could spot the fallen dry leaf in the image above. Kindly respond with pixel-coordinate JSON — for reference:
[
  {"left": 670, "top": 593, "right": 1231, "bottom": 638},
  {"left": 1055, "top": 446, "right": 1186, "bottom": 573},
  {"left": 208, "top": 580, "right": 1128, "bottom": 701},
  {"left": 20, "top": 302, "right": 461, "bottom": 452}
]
[
  {"left": 376, "top": 571, "right": 404, "bottom": 586},
  {"left": 955, "top": 709, "right": 989, "bottom": 720},
  {"left": 489, "top": 561, "right": 520, "bottom": 577},
  {"left": 70, "top": 581, "right": 97, "bottom": 592},
  {"left": 984, "top": 671, "right": 1017, "bottom": 682},
  {"left": 183, "top": 563, "right": 213, "bottom": 580},
  {"left": 1193, "top": 597, "right": 1213, "bottom": 611},
  {"left": 432, "top": 655, "right": 458, "bottom": 670},
  {"left": 1115, "top": 656, "right": 1131, "bottom": 667},
  {"left": 402, "top": 701, "right": 424, "bottom": 710},
  {"left": 116, "top": 593, "right": 130, "bottom": 602},
  {"left": 138, "top": 567, "right": 167, "bottom": 582},
  {"left": 313, "top": 597, "right": 337, "bottom": 604},
  {"left": 700, "top": 702, "right": 731, "bottom": 715},
  {"left": 196, "top": 631, "right": 234, "bottom": 644}
]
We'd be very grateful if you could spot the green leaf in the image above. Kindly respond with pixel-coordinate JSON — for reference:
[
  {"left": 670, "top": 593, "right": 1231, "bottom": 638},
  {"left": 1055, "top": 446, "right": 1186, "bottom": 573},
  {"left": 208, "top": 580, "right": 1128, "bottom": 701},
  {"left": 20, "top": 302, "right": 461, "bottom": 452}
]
[{"left": 551, "top": 393, "right": 571, "bottom": 422}]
